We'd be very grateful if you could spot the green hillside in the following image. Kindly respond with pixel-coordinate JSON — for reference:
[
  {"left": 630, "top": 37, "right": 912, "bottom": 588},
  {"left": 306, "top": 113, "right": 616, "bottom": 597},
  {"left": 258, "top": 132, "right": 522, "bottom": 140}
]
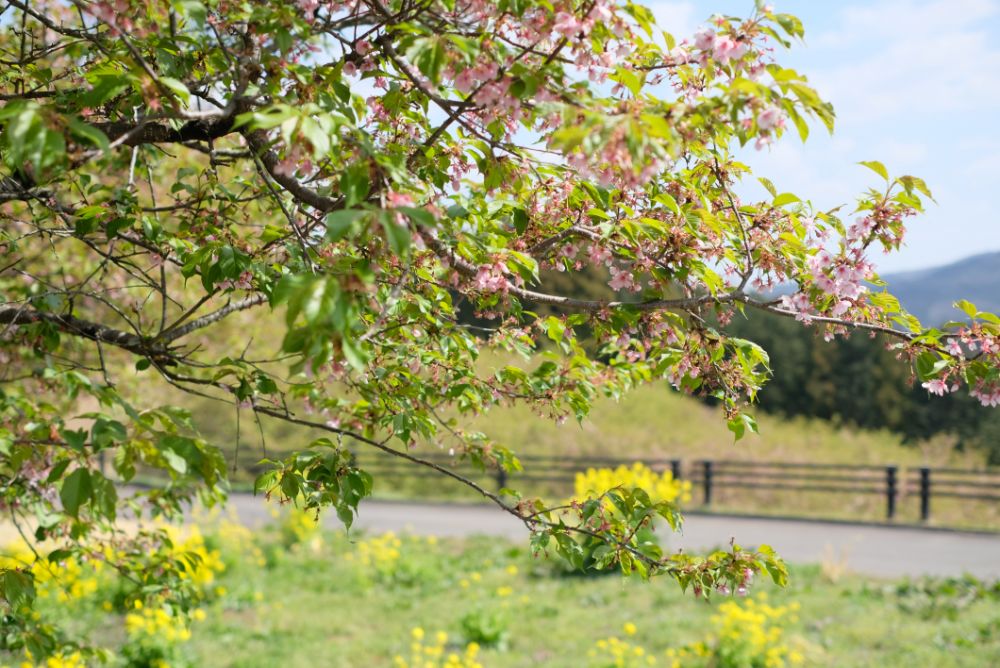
[
  {"left": 132, "top": 357, "right": 995, "bottom": 528},
  {"left": 165, "top": 362, "right": 981, "bottom": 470}
]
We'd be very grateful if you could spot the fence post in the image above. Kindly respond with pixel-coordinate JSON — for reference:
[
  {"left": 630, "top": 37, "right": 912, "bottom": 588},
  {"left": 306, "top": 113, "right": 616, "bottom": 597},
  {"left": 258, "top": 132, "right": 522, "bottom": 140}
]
[
  {"left": 670, "top": 459, "right": 682, "bottom": 481},
  {"left": 885, "top": 466, "right": 898, "bottom": 520},
  {"left": 702, "top": 460, "right": 713, "bottom": 506},
  {"left": 919, "top": 467, "right": 931, "bottom": 522},
  {"left": 495, "top": 467, "right": 508, "bottom": 491}
]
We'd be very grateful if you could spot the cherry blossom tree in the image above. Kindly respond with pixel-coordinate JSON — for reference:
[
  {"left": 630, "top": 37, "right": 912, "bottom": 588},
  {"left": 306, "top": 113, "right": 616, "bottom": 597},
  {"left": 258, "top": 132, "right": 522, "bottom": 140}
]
[{"left": 1, "top": 0, "right": 998, "bottom": 658}]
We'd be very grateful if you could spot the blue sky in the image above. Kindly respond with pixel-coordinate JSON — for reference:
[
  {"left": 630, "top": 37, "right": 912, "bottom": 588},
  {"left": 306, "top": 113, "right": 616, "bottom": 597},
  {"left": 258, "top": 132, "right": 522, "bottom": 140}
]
[{"left": 647, "top": 0, "right": 1000, "bottom": 273}]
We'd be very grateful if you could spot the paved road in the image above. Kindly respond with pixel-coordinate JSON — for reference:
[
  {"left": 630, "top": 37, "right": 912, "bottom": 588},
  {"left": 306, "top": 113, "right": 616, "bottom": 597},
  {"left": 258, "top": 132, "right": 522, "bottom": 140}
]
[{"left": 227, "top": 494, "right": 1000, "bottom": 580}]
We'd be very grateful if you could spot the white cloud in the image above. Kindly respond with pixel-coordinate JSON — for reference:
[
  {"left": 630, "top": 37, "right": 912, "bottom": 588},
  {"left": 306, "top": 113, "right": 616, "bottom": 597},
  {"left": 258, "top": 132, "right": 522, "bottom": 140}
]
[{"left": 809, "top": 0, "right": 1000, "bottom": 121}]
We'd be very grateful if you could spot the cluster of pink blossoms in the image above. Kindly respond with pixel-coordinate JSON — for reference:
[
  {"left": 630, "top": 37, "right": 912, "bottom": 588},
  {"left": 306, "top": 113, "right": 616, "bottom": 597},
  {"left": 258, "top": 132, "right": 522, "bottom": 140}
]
[
  {"left": 920, "top": 378, "right": 953, "bottom": 396},
  {"left": 693, "top": 26, "right": 749, "bottom": 64},
  {"left": 752, "top": 104, "right": 786, "bottom": 150},
  {"left": 566, "top": 134, "right": 668, "bottom": 190},
  {"left": 578, "top": 243, "right": 642, "bottom": 293},
  {"left": 608, "top": 265, "right": 641, "bottom": 292},
  {"left": 552, "top": 0, "right": 618, "bottom": 41},
  {"left": 273, "top": 143, "right": 314, "bottom": 178},
  {"left": 971, "top": 383, "right": 1000, "bottom": 407},
  {"left": 473, "top": 260, "right": 513, "bottom": 293},
  {"left": 218, "top": 270, "right": 253, "bottom": 292}
]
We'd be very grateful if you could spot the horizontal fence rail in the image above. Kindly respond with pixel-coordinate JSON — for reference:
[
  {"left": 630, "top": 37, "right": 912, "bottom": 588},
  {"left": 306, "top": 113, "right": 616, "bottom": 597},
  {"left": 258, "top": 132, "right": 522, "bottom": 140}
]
[{"left": 290, "top": 452, "right": 1000, "bottom": 524}]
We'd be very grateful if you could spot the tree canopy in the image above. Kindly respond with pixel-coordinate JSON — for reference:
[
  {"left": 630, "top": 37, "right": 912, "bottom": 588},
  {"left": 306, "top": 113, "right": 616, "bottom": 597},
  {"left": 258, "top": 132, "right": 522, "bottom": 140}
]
[{"left": 1, "top": 0, "right": 999, "bottom": 659}]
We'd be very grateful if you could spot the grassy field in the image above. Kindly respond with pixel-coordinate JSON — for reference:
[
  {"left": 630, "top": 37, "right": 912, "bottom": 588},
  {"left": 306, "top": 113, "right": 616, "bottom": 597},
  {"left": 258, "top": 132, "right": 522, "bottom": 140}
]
[
  {"left": 5, "top": 511, "right": 1000, "bottom": 668},
  {"left": 171, "top": 360, "right": 982, "bottom": 469}
]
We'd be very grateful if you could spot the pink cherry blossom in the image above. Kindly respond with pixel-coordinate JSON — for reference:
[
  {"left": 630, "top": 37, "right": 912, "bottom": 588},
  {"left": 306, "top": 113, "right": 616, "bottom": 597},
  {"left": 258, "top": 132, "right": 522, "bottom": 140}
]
[
  {"left": 454, "top": 68, "right": 475, "bottom": 94},
  {"left": 712, "top": 36, "right": 747, "bottom": 63},
  {"left": 831, "top": 300, "right": 852, "bottom": 317},
  {"left": 971, "top": 384, "right": 1000, "bottom": 407},
  {"left": 588, "top": 245, "right": 613, "bottom": 265},
  {"left": 608, "top": 266, "right": 638, "bottom": 292},
  {"left": 757, "top": 105, "right": 783, "bottom": 131},
  {"left": 693, "top": 27, "right": 716, "bottom": 51},
  {"left": 387, "top": 191, "right": 414, "bottom": 207},
  {"left": 474, "top": 261, "right": 511, "bottom": 293},
  {"left": 553, "top": 12, "right": 582, "bottom": 39},
  {"left": 922, "top": 378, "right": 949, "bottom": 396},
  {"left": 781, "top": 292, "right": 813, "bottom": 324}
]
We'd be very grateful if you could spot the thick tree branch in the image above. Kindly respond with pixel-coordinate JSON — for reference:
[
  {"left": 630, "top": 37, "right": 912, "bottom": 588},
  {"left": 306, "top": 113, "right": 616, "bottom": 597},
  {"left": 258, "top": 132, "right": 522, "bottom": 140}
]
[
  {"left": 92, "top": 111, "right": 239, "bottom": 149},
  {"left": 0, "top": 294, "right": 269, "bottom": 358},
  {"left": 0, "top": 305, "right": 157, "bottom": 356}
]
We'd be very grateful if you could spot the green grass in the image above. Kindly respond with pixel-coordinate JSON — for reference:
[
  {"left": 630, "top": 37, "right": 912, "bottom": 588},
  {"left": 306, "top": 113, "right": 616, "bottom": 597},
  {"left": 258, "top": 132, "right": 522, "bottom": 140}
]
[
  {"left": 181, "top": 527, "right": 1000, "bottom": 668},
  {"left": 6, "top": 506, "right": 1000, "bottom": 668},
  {"left": 18, "top": 514, "right": 998, "bottom": 668}
]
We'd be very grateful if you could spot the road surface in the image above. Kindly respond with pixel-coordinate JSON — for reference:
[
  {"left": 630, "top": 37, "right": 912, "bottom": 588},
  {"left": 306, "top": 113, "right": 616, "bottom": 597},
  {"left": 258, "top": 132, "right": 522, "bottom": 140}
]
[{"left": 226, "top": 494, "right": 1000, "bottom": 580}]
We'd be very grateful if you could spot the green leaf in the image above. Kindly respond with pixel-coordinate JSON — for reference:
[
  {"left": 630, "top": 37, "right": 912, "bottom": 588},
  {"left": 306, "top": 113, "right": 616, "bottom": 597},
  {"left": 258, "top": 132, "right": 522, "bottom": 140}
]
[
  {"left": 254, "top": 469, "right": 278, "bottom": 496},
  {"left": 772, "top": 192, "right": 800, "bottom": 207},
  {"left": 340, "top": 165, "right": 370, "bottom": 207},
  {"left": 612, "top": 67, "right": 644, "bottom": 95},
  {"left": 955, "top": 299, "right": 978, "bottom": 318},
  {"left": 162, "top": 448, "right": 189, "bottom": 475},
  {"left": 232, "top": 105, "right": 298, "bottom": 131},
  {"left": 758, "top": 177, "right": 777, "bottom": 198},
  {"left": 897, "top": 175, "right": 934, "bottom": 201},
  {"left": 80, "top": 73, "right": 133, "bottom": 107},
  {"left": 176, "top": 0, "right": 207, "bottom": 25},
  {"left": 340, "top": 336, "right": 369, "bottom": 371},
  {"left": 336, "top": 503, "right": 354, "bottom": 529},
  {"left": 640, "top": 113, "right": 672, "bottom": 139},
  {"left": 915, "top": 352, "right": 949, "bottom": 381},
  {"left": 380, "top": 211, "right": 411, "bottom": 256},
  {"left": 2, "top": 102, "right": 65, "bottom": 176},
  {"left": 325, "top": 209, "right": 366, "bottom": 242},
  {"left": 91, "top": 418, "right": 127, "bottom": 450},
  {"left": 67, "top": 118, "right": 110, "bottom": 153},
  {"left": 0, "top": 569, "right": 36, "bottom": 609},
  {"left": 397, "top": 206, "right": 436, "bottom": 228},
  {"left": 655, "top": 192, "right": 682, "bottom": 216},
  {"left": 159, "top": 77, "right": 191, "bottom": 103},
  {"left": 859, "top": 160, "right": 889, "bottom": 181},
  {"left": 727, "top": 413, "right": 757, "bottom": 440},
  {"left": 774, "top": 13, "right": 804, "bottom": 38},
  {"left": 512, "top": 207, "right": 529, "bottom": 233},
  {"left": 406, "top": 37, "right": 447, "bottom": 83},
  {"left": 60, "top": 468, "right": 93, "bottom": 517},
  {"left": 58, "top": 429, "right": 87, "bottom": 453}
]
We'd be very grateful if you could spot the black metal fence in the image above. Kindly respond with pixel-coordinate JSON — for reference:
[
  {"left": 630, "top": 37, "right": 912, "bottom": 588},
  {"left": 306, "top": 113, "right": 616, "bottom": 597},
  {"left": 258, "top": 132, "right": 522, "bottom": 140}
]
[{"left": 345, "top": 452, "right": 1000, "bottom": 523}]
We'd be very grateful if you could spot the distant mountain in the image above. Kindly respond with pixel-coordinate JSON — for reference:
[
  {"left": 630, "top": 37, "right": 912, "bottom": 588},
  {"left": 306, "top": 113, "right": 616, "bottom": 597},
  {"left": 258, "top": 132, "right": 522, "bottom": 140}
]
[{"left": 881, "top": 251, "right": 1000, "bottom": 325}]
